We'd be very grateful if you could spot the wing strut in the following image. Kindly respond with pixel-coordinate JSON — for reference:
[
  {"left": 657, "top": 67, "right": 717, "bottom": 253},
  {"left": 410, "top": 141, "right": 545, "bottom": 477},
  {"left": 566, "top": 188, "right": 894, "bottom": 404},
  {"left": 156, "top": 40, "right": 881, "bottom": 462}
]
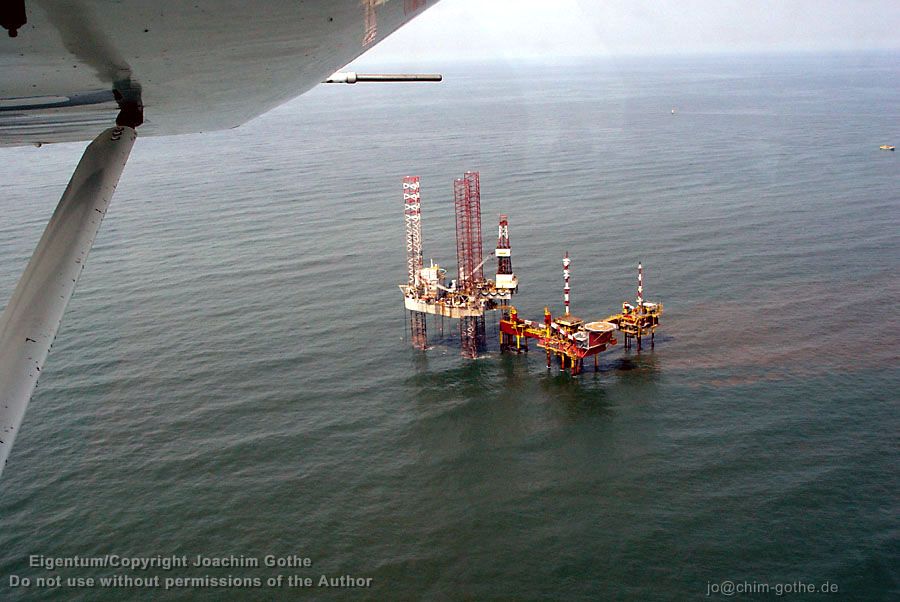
[{"left": 0, "top": 125, "right": 136, "bottom": 477}]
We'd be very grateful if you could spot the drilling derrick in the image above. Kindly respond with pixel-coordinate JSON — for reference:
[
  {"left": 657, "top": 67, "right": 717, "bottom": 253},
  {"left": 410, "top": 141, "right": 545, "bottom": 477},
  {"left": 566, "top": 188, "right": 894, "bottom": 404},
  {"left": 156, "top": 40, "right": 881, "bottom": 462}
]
[
  {"left": 454, "top": 175, "right": 483, "bottom": 289},
  {"left": 496, "top": 214, "right": 518, "bottom": 350},
  {"left": 454, "top": 172, "right": 486, "bottom": 358},
  {"left": 464, "top": 171, "right": 484, "bottom": 283},
  {"left": 403, "top": 176, "right": 427, "bottom": 349},
  {"left": 496, "top": 215, "right": 512, "bottom": 277}
]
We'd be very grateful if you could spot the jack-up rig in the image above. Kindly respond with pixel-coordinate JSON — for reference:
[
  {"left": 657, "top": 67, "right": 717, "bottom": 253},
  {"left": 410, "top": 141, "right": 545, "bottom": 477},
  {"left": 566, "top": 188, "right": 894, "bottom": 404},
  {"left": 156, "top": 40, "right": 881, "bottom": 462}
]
[
  {"left": 398, "top": 173, "right": 518, "bottom": 358},
  {"left": 398, "top": 173, "right": 663, "bottom": 374}
]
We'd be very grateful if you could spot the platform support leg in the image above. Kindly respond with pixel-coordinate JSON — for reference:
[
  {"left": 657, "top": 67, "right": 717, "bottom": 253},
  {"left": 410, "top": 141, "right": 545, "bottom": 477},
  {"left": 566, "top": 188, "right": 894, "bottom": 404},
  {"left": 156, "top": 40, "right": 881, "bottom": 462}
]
[{"left": 410, "top": 310, "right": 427, "bottom": 350}]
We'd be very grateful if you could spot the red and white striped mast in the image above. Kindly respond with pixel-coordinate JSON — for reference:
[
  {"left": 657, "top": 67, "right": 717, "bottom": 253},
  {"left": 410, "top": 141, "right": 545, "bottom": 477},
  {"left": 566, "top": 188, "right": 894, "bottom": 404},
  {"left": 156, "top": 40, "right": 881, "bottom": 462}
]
[
  {"left": 563, "top": 252, "right": 571, "bottom": 315},
  {"left": 636, "top": 262, "right": 643, "bottom": 312}
]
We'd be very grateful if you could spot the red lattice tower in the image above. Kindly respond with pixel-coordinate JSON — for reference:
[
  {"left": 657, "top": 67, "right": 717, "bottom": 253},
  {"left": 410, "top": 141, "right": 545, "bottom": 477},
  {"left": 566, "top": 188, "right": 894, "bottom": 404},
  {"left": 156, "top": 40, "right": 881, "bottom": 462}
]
[
  {"left": 453, "top": 179, "right": 472, "bottom": 288},
  {"left": 465, "top": 171, "right": 484, "bottom": 283},
  {"left": 454, "top": 172, "right": 484, "bottom": 288},
  {"left": 454, "top": 171, "right": 485, "bottom": 357},
  {"left": 363, "top": 0, "right": 377, "bottom": 46},
  {"left": 404, "top": 0, "right": 427, "bottom": 15}
]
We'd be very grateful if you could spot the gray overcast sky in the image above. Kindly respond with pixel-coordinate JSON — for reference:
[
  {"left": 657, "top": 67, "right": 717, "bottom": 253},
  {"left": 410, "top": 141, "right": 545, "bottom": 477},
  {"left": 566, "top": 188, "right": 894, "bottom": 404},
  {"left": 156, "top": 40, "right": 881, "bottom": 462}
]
[{"left": 358, "top": 0, "right": 899, "bottom": 63}]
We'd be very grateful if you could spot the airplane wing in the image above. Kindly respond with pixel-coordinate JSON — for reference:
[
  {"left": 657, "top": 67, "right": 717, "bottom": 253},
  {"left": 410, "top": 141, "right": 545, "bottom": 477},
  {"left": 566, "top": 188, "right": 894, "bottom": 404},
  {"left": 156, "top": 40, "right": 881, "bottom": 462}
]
[
  {"left": 0, "top": 0, "right": 438, "bottom": 146},
  {"left": 0, "top": 0, "right": 440, "bottom": 477}
]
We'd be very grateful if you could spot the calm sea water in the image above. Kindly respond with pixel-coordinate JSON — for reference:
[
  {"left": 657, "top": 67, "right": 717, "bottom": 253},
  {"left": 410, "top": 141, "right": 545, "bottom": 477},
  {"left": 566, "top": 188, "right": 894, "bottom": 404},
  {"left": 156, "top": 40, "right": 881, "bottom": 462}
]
[{"left": 0, "top": 53, "right": 897, "bottom": 600}]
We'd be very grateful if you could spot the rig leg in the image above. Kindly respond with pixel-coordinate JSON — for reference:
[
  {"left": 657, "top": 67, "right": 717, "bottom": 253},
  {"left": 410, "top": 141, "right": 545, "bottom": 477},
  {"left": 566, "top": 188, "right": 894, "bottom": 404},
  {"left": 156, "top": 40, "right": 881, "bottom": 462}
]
[
  {"left": 473, "top": 315, "right": 486, "bottom": 355},
  {"left": 460, "top": 316, "right": 478, "bottom": 359},
  {"left": 410, "top": 310, "right": 427, "bottom": 350},
  {"left": 637, "top": 335, "right": 642, "bottom": 352},
  {"left": 651, "top": 331, "right": 655, "bottom": 349},
  {"left": 546, "top": 351, "right": 552, "bottom": 369},
  {"left": 594, "top": 355, "right": 598, "bottom": 372}
]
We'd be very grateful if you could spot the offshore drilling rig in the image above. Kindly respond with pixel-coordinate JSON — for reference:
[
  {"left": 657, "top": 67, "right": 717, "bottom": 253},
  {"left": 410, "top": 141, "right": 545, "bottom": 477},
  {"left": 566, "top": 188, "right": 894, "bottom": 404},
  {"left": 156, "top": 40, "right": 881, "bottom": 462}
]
[
  {"left": 398, "top": 173, "right": 664, "bottom": 373},
  {"left": 399, "top": 172, "right": 518, "bottom": 358}
]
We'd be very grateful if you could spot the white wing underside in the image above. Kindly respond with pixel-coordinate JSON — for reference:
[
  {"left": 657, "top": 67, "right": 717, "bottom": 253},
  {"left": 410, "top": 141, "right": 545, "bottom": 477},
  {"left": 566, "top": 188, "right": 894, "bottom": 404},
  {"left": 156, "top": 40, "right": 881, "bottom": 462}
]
[{"left": 0, "top": 0, "right": 437, "bottom": 146}]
